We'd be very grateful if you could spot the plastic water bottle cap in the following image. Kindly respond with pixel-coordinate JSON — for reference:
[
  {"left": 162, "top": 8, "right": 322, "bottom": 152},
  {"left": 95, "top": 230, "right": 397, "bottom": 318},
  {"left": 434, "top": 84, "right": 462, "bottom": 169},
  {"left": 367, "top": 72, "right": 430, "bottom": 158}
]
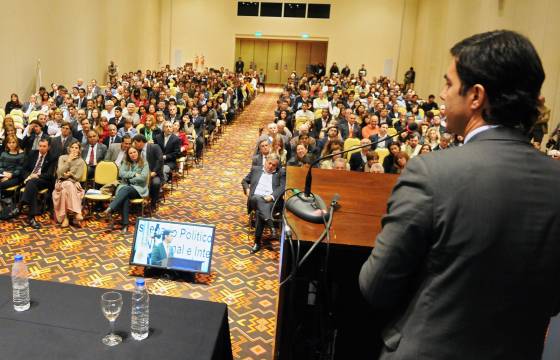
[
  {"left": 136, "top": 278, "right": 145, "bottom": 286},
  {"left": 14, "top": 255, "right": 23, "bottom": 262}
]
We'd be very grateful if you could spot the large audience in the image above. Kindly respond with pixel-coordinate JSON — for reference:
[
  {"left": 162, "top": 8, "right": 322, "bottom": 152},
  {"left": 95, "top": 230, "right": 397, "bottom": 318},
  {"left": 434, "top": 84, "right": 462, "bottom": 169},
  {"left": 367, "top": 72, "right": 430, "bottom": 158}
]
[
  {"left": 254, "top": 62, "right": 557, "bottom": 175},
  {"left": 0, "top": 63, "right": 259, "bottom": 232}
]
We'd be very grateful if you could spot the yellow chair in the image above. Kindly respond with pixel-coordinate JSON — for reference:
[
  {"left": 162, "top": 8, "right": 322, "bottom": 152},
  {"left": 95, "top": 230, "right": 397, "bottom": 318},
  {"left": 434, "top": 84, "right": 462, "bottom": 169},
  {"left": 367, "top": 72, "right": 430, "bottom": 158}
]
[
  {"left": 28, "top": 111, "right": 41, "bottom": 122},
  {"left": 387, "top": 127, "right": 398, "bottom": 137},
  {"left": 136, "top": 123, "right": 145, "bottom": 132},
  {"left": 0, "top": 109, "right": 5, "bottom": 118},
  {"left": 10, "top": 109, "right": 23, "bottom": 117},
  {"left": 376, "top": 148, "right": 390, "bottom": 166},
  {"left": 170, "top": 86, "right": 177, "bottom": 97},
  {"left": 177, "top": 104, "right": 186, "bottom": 115},
  {"left": 84, "top": 161, "right": 118, "bottom": 217},
  {"left": 314, "top": 109, "right": 323, "bottom": 119},
  {"left": 11, "top": 114, "right": 24, "bottom": 129},
  {"left": 343, "top": 138, "right": 361, "bottom": 160}
]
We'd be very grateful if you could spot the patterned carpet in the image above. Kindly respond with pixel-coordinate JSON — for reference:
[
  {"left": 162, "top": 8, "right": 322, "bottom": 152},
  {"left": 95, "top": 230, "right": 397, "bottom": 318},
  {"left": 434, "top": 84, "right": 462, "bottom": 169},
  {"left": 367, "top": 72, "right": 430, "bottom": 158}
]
[{"left": 0, "top": 90, "right": 281, "bottom": 359}]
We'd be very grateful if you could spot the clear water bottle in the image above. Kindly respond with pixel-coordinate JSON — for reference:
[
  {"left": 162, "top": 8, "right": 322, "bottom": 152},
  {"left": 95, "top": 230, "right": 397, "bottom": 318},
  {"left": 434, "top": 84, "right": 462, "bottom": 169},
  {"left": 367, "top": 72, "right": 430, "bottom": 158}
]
[
  {"left": 131, "top": 278, "right": 149, "bottom": 340},
  {"left": 12, "top": 254, "right": 30, "bottom": 312}
]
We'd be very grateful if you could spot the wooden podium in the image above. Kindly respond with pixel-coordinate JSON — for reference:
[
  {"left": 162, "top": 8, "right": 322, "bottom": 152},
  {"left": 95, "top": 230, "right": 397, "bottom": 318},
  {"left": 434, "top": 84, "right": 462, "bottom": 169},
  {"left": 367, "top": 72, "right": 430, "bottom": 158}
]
[{"left": 274, "top": 167, "right": 398, "bottom": 360}]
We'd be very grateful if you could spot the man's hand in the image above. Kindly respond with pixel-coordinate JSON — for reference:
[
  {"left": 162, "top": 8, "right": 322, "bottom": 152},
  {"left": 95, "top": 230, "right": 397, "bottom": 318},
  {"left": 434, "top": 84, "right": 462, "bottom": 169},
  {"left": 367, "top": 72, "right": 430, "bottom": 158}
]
[
  {"left": 263, "top": 195, "right": 273, "bottom": 202},
  {"left": 150, "top": 172, "right": 156, "bottom": 178}
]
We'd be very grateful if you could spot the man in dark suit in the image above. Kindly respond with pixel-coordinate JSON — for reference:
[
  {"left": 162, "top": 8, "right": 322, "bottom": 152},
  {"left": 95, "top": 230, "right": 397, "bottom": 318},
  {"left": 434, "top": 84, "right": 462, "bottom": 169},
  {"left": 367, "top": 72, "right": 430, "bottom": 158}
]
[
  {"left": 349, "top": 138, "right": 371, "bottom": 171},
  {"left": 311, "top": 109, "right": 331, "bottom": 139},
  {"left": 192, "top": 107, "right": 205, "bottom": 159},
  {"left": 75, "top": 88, "right": 87, "bottom": 109},
  {"left": 12, "top": 139, "right": 56, "bottom": 228},
  {"left": 359, "top": 30, "right": 560, "bottom": 360},
  {"left": 155, "top": 121, "right": 181, "bottom": 182},
  {"left": 369, "top": 123, "right": 394, "bottom": 151},
  {"left": 339, "top": 113, "right": 361, "bottom": 140},
  {"left": 81, "top": 130, "right": 108, "bottom": 179},
  {"left": 110, "top": 107, "right": 125, "bottom": 129},
  {"left": 133, "top": 134, "right": 163, "bottom": 210},
  {"left": 50, "top": 121, "right": 76, "bottom": 158},
  {"left": 22, "top": 119, "right": 49, "bottom": 153},
  {"left": 103, "top": 124, "right": 122, "bottom": 147},
  {"left": 241, "top": 154, "right": 286, "bottom": 253},
  {"left": 252, "top": 139, "right": 271, "bottom": 167}
]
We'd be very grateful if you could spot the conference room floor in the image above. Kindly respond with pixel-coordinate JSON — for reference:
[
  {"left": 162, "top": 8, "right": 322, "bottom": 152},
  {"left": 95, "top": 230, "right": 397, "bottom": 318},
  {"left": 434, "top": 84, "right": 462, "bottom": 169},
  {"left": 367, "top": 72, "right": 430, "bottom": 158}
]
[{"left": 0, "top": 90, "right": 281, "bottom": 360}]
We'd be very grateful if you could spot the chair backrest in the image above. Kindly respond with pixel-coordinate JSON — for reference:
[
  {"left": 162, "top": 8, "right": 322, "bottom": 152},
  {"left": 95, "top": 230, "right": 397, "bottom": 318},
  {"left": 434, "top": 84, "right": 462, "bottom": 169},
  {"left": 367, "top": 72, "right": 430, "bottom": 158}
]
[
  {"left": 387, "top": 127, "right": 398, "bottom": 137},
  {"left": 10, "top": 109, "right": 23, "bottom": 117},
  {"left": 28, "top": 111, "right": 41, "bottom": 122},
  {"left": 80, "top": 160, "right": 88, "bottom": 183},
  {"left": 376, "top": 148, "right": 390, "bottom": 165},
  {"left": 136, "top": 123, "right": 145, "bottom": 132},
  {"left": 343, "top": 138, "right": 362, "bottom": 160},
  {"left": 94, "top": 161, "right": 119, "bottom": 185},
  {"left": 314, "top": 109, "right": 323, "bottom": 119},
  {"left": 0, "top": 108, "right": 5, "bottom": 118}
]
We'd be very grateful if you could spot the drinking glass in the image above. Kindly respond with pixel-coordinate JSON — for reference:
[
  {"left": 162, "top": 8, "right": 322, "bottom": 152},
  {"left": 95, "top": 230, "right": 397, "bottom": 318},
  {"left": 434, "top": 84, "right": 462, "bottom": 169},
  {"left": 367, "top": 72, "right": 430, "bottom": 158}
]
[{"left": 101, "top": 291, "right": 123, "bottom": 346}]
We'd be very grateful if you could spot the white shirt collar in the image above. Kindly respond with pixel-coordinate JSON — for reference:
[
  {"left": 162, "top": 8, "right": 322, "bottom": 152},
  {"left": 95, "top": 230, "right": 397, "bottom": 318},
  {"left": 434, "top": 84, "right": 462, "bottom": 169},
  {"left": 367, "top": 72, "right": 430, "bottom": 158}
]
[{"left": 464, "top": 125, "right": 500, "bottom": 144}]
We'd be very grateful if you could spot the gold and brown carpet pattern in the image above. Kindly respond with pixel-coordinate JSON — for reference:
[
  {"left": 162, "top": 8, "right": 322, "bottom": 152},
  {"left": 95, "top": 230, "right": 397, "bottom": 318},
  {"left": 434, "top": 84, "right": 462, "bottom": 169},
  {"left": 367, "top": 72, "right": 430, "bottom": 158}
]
[{"left": 0, "top": 90, "right": 281, "bottom": 359}]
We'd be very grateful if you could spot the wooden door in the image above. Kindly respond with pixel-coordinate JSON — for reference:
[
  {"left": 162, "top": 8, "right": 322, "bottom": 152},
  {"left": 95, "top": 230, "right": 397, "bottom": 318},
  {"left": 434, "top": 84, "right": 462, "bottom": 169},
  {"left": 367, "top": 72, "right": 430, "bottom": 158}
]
[
  {"left": 310, "top": 41, "right": 328, "bottom": 67},
  {"left": 295, "top": 41, "right": 311, "bottom": 76},
  {"left": 266, "top": 40, "right": 283, "bottom": 84},
  {"left": 239, "top": 39, "right": 255, "bottom": 72},
  {"left": 253, "top": 40, "right": 269, "bottom": 75},
  {"left": 280, "top": 41, "right": 297, "bottom": 84}
]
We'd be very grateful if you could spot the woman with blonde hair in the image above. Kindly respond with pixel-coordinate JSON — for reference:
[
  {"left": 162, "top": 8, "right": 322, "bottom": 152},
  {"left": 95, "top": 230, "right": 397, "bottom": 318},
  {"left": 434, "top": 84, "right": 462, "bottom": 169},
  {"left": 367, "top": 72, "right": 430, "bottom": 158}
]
[
  {"left": 424, "top": 127, "right": 441, "bottom": 149},
  {"left": 140, "top": 114, "right": 161, "bottom": 143},
  {"left": 271, "top": 134, "right": 287, "bottom": 167},
  {"left": 52, "top": 140, "right": 85, "bottom": 227},
  {"left": 95, "top": 116, "right": 110, "bottom": 144}
]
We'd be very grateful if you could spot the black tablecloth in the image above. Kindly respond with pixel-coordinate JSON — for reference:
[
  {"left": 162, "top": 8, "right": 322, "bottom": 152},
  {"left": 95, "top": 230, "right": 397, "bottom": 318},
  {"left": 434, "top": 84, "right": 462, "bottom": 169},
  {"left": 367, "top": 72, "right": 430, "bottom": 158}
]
[{"left": 0, "top": 276, "right": 232, "bottom": 360}]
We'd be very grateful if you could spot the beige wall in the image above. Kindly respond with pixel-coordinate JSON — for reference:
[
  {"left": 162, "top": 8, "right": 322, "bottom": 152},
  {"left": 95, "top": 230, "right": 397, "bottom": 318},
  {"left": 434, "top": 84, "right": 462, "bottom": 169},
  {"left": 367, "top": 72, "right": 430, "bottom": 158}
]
[
  {"left": 165, "top": 0, "right": 410, "bottom": 80},
  {"left": 0, "top": 0, "right": 160, "bottom": 103},
  {"left": 412, "top": 0, "right": 560, "bottom": 131}
]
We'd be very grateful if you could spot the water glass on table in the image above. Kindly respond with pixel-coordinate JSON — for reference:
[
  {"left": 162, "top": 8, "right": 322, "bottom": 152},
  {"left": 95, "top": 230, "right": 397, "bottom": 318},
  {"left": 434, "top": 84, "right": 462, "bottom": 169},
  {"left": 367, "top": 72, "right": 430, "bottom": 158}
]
[{"left": 101, "top": 291, "right": 123, "bottom": 346}]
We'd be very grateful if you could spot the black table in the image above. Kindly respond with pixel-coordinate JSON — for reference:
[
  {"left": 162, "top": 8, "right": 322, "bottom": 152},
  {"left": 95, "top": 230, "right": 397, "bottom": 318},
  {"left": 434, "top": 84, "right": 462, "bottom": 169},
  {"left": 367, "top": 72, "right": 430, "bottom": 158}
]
[{"left": 0, "top": 276, "right": 232, "bottom": 360}]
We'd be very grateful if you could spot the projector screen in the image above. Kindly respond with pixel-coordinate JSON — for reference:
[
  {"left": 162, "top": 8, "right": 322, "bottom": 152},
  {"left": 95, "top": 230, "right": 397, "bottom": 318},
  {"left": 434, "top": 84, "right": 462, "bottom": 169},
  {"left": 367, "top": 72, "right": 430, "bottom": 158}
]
[{"left": 130, "top": 218, "right": 215, "bottom": 274}]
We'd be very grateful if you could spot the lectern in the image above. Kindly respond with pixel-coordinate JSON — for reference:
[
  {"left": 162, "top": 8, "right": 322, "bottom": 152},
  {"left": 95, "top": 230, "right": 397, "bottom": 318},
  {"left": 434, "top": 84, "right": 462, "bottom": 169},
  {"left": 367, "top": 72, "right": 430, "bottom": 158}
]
[{"left": 274, "top": 167, "right": 398, "bottom": 360}]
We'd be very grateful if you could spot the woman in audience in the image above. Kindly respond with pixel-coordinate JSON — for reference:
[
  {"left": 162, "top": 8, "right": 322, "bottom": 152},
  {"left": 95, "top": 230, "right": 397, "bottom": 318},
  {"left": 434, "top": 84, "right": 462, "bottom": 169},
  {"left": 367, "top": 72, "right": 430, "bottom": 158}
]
[
  {"left": 0, "top": 125, "right": 20, "bottom": 152},
  {"left": 390, "top": 151, "right": 409, "bottom": 174},
  {"left": 90, "top": 108, "right": 102, "bottom": 127},
  {"left": 320, "top": 141, "right": 344, "bottom": 169},
  {"left": 383, "top": 142, "right": 401, "bottom": 174},
  {"left": 0, "top": 135, "right": 25, "bottom": 202},
  {"left": 52, "top": 140, "right": 85, "bottom": 227},
  {"left": 172, "top": 121, "right": 189, "bottom": 153},
  {"left": 201, "top": 103, "right": 217, "bottom": 135},
  {"left": 95, "top": 94, "right": 105, "bottom": 110},
  {"left": 5, "top": 94, "right": 22, "bottom": 114},
  {"left": 271, "top": 135, "right": 288, "bottom": 167},
  {"left": 364, "top": 150, "right": 384, "bottom": 173},
  {"left": 139, "top": 114, "right": 160, "bottom": 143},
  {"left": 155, "top": 111, "right": 165, "bottom": 130},
  {"left": 103, "top": 146, "right": 149, "bottom": 234},
  {"left": 95, "top": 116, "right": 110, "bottom": 144},
  {"left": 118, "top": 118, "right": 137, "bottom": 138},
  {"left": 410, "top": 104, "right": 424, "bottom": 122},
  {"left": 287, "top": 143, "right": 311, "bottom": 167},
  {"left": 0, "top": 117, "right": 21, "bottom": 141},
  {"left": 424, "top": 127, "right": 440, "bottom": 149},
  {"left": 138, "top": 105, "right": 148, "bottom": 124},
  {"left": 40, "top": 92, "right": 50, "bottom": 108},
  {"left": 420, "top": 143, "right": 432, "bottom": 155}
]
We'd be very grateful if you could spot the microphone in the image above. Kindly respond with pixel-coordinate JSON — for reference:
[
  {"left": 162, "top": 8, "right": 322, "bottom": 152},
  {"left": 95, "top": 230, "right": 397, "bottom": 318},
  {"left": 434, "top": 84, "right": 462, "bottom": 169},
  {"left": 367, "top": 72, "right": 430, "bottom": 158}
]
[{"left": 286, "top": 122, "right": 417, "bottom": 223}]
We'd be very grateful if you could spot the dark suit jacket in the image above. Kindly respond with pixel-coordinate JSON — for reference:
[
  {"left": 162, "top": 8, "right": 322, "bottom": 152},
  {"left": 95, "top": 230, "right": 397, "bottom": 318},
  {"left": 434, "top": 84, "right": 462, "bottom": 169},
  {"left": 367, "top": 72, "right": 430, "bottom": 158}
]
[
  {"left": 369, "top": 133, "right": 394, "bottom": 151},
  {"left": 50, "top": 135, "right": 77, "bottom": 158},
  {"left": 155, "top": 134, "right": 181, "bottom": 167},
  {"left": 241, "top": 166, "right": 286, "bottom": 213},
  {"left": 251, "top": 154, "right": 266, "bottom": 168},
  {"left": 81, "top": 143, "right": 108, "bottom": 165},
  {"left": 349, "top": 151, "right": 367, "bottom": 171},
  {"left": 359, "top": 127, "right": 560, "bottom": 359},
  {"left": 339, "top": 120, "right": 362, "bottom": 140},
  {"left": 75, "top": 97, "right": 87, "bottom": 109},
  {"left": 22, "top": 132, "right": 50, "bottom": 153},
  {"left": 144, "top": 143, "right": 164, "bottom": 179},
  {"left": 150, "top": 242, "right": 172, "bottom": 266},
  {"left": 22, "top": 150, "right": 56, "bottom": 182},
  {"left": 103, "top": 135, "right": 122, "bottom": 148}
]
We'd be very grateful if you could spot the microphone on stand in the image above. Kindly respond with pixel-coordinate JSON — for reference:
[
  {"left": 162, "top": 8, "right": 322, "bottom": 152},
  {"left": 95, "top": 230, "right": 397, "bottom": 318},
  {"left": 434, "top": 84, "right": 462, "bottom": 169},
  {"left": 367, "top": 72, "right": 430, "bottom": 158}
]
[{"left": 286, "top": 122, "right": 418, "bottom": 223}]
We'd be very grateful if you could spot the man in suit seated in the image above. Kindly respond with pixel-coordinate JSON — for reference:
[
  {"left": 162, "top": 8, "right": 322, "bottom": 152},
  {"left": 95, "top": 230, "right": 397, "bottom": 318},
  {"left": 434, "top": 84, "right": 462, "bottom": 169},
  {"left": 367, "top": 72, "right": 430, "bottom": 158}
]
[
  {"left": 22, "top": 119, "right": 49, "bottom": 153},
  {"left": 241, "top": 154, "right": 286, "bottom": 253},
  {"left": 339, "top": 113, "right": 362, "bottom": 140},
  {"left": 349, "top": 138, "right": 372, "bottom": 171},
  {"left": 11, "top": 139, "right": 56, "bottom": 228},
  {"left": 369, "top": 123, "right": 394, "bottom": 151},
  {"left": 74, "top": 117, "right": 92, "bottom": 145},
  {"left": 150, "top": 230, "right": 174, "bottom": 267},
  {"left": 104, "top": 134, "right": 132, "bottom": 167},
  {"left": 252, "top": 139, "right": 271, "bottom": 167},
  {"left": 155, "top": 121, "right": 181, "bottom": 183},
  {"left": 82, "top": 130, "right": 108, "bottom": 179},
  {"left": 50, "top": 121, "right": 76, "bottom": 158},
  {"left": 103, "top": 124, "right": 122, "bottom": 147},
  {"left": 132, "top": 134, "right": 163, "bottom": 210}
]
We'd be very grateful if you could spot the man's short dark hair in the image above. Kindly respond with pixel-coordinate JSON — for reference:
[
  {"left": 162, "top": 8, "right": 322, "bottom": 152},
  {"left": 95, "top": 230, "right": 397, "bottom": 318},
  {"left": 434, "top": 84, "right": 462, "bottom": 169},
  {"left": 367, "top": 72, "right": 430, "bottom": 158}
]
[
  {"left": 450, "top": 30, "right": 544, "bottom": 133},
  {"left": 115, "top": 106, "right": 122, "bottom": 112},
  {"left": 133, "top": 134, "right": 147, "bottom": 143}
]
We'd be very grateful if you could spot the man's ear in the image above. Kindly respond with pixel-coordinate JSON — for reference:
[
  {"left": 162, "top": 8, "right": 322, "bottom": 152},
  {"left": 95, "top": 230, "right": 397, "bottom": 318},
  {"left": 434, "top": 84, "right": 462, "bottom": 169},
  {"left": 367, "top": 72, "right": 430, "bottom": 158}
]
[{"left": 469, "top": 84, "right": 486, "bottom": 112}]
